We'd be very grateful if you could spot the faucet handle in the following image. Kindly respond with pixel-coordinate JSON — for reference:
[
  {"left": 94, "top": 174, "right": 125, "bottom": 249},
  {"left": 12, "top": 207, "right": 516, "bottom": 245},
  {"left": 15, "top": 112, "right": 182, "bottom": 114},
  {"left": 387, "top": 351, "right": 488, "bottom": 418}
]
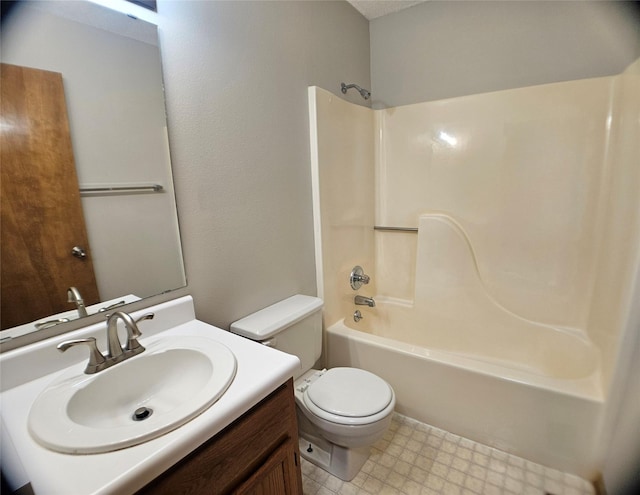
[
  {"left": 135, "top": 312, "right": 154, "bottom": 325},
  {"left": 350, "top": 266, "right": 371, "bottom": 290},
  {"left": 98, "top": 300, "right": 126, "bottom": 312},
  {"left": 125, "top": 313, "right": 154, "bottom": 353},
  {"left": 35, "top": 318, "right": 70, "bottom": 330},
  {"left": 57, "top": 337, "right": 106, "bottom": 374}
]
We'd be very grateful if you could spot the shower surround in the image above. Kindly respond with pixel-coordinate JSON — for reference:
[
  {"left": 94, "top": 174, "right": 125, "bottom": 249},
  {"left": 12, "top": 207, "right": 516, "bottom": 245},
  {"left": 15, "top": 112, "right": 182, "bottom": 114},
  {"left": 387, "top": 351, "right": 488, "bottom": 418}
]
[{"left": 308, "top": 59, "right": 639, "bottom": 479}]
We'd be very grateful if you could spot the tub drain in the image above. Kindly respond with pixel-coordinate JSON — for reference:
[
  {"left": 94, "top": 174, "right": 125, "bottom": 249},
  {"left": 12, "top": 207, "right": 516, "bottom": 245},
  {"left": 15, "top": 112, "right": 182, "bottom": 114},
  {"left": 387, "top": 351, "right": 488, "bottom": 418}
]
[{"left": 132, "top": 406, "right": 153, "bottom": 421}]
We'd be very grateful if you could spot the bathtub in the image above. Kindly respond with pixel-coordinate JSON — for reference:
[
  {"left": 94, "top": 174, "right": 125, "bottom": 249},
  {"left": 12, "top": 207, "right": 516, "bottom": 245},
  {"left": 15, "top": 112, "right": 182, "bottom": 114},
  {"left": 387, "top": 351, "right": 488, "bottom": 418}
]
[{"left": 325, "top": 300, "right": 605, "bottom": 479}]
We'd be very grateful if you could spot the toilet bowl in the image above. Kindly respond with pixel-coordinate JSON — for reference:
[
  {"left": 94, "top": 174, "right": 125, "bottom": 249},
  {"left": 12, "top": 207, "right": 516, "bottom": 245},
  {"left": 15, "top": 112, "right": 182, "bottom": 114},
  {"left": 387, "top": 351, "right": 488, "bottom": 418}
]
[
  {"left": 294, "top": 368, "right": 395, "bottom": 480},
  {"left": 295, "top": 368, "right": 395, "bottom": 446},
  {"left": 230, "top": 295, "right": 395, "bottom": 481}
]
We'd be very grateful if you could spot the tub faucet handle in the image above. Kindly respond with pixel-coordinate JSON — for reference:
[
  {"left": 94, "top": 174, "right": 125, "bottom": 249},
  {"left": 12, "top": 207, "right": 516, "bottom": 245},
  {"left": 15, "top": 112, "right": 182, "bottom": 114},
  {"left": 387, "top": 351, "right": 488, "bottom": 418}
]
[{"left": 350, "top": 266, "right": 371, "bottom": 290}]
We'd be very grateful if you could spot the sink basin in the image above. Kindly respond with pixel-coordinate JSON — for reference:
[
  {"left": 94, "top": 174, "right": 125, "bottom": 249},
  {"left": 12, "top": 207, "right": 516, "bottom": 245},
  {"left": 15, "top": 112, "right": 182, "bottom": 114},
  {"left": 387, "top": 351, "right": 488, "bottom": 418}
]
[{"left": 28, "top": 336, "right": 236, "bottom": 454}]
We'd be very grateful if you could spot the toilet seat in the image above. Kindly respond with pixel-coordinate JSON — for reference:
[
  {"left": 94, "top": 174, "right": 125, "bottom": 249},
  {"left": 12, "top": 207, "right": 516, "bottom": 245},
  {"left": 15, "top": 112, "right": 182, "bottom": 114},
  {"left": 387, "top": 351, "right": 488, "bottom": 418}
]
[{"left": 303, "top": 368, "right": 394, "bottom": 425}]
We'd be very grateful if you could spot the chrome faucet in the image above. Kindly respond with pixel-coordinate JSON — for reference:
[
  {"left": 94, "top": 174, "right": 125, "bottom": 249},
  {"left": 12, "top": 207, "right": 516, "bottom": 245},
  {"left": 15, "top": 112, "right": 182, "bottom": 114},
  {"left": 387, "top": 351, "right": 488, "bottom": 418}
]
[
  {"left": 67, "top": 286, "right": 88, "bottom": 318},
  {"left": 354, "top": 295, "right": 376, "bottom": 307},
  {"left": 57, "top": 311, "right": 154, "bottom": 374},
  {"left": 106, "top": 311, "right": 146, "bottom": 362}
]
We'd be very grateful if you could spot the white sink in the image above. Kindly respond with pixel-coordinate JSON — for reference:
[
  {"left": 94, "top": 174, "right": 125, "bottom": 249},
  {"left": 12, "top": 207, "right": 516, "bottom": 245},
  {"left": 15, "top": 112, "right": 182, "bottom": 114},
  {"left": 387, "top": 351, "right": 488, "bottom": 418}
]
[{"left": 27, "top": 335, "right": 237, "bottom": 454}]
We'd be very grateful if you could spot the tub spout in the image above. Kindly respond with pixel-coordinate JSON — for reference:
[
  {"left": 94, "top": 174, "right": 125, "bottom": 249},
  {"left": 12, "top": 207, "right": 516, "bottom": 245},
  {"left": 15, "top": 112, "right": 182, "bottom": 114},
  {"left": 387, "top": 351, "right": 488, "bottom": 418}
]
[{"left": 355, "top": 295, "right": 376, "bottom": 307}]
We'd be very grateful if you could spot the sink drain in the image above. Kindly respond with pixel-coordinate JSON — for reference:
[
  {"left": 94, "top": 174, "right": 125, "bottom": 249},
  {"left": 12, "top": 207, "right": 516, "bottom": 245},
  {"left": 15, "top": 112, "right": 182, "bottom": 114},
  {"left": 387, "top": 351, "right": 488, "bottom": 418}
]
[{"left": 132, "top": 407, "right": 153, "bottom": 421}]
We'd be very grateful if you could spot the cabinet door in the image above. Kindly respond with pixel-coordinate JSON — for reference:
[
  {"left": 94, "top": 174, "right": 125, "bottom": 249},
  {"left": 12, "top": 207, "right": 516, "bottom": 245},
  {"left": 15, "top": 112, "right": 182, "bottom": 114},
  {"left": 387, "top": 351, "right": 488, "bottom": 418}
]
[{"left": 234, "top": 440, "right": 300, "bottom": 495}]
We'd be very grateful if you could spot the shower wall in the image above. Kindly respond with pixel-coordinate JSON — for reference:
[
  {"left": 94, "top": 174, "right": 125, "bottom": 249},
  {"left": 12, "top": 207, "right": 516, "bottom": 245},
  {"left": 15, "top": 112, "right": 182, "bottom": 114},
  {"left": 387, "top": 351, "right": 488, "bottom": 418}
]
[
  {"left": 308, "top": 88, "right": 375, "bottom": 327},
  {"left": 310, "top": 58, "right": 639, "bottom": 397},
  {"left": 375, "top": 76, "right": 612, "bottom": 329},
  {"left": 374, "top": 61, "right": 640, "bottom": 393},
  {"left": 585, "top": 60, "right": 640, "bottom": 391}
]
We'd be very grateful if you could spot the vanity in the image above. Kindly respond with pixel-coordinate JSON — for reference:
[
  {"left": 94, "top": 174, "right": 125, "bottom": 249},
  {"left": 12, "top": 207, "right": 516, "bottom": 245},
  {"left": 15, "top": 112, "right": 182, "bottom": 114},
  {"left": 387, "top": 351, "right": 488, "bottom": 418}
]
[{"left": 0, "top": 296, "right": 303, "bottom": 494}]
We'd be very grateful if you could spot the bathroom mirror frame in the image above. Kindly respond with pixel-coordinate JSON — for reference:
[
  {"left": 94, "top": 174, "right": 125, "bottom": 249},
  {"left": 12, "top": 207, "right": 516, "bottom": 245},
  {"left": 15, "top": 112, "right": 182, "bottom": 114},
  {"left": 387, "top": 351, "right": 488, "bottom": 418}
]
[{"left": 0, "top": 0, "right": 186, "bottom": 351}]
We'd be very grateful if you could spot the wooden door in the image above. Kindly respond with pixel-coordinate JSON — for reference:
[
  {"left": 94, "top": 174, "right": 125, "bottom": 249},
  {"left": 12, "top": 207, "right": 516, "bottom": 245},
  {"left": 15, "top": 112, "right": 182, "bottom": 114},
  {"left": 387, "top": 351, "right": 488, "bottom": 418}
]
[{"left": 1, "top": 63, "right": 100, "bottom": 329}]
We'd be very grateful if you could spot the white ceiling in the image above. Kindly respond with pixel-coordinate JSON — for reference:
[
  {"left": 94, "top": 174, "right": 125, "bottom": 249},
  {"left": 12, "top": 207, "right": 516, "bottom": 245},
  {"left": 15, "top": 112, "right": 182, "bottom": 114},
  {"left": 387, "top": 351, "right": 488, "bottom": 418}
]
[{"left": 346, "top": 0, "right": 428, "bottom": 20}]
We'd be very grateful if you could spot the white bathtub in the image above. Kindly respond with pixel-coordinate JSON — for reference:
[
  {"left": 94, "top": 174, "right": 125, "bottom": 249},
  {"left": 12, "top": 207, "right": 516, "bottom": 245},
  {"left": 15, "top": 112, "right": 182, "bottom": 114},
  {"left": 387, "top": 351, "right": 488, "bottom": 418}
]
[{"left": 325, "top": 301, "right": 604, "bottom": 479}]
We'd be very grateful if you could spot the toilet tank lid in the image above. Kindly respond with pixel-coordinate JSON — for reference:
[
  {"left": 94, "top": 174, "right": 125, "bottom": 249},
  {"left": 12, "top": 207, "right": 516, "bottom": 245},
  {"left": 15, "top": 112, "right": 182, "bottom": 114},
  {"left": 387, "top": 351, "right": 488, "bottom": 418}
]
[{"left": 230, "top": 294, "right": 323, "bottom": 340}]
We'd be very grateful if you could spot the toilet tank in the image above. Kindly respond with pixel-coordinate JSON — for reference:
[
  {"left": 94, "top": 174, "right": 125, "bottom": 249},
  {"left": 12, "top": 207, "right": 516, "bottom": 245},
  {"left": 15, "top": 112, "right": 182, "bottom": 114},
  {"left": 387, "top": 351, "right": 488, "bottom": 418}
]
[{"left": 230, "top": 295, "right": 323, "bottom": 378}]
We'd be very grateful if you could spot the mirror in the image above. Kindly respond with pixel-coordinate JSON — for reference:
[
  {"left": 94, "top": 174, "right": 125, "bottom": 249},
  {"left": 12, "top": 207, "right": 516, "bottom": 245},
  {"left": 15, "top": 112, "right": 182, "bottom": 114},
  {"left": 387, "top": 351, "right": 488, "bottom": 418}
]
[{"left": 0, "top": 0, "right": 186, "bottom": 344}]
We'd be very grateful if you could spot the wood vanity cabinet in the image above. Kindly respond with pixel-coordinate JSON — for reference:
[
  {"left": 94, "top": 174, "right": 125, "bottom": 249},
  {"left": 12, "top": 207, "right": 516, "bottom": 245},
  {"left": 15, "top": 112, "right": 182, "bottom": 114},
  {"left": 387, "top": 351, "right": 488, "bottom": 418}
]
[{"left": 137, "top": 378, "right": 303, "bottom": 495}]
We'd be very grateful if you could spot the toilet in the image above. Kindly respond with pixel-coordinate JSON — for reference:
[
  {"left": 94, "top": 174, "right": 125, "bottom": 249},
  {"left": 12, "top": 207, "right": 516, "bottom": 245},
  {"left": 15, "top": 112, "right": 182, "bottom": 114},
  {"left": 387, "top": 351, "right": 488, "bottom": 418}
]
[{"left": 230, "top": 294, "right": 395, "bottom": 481}]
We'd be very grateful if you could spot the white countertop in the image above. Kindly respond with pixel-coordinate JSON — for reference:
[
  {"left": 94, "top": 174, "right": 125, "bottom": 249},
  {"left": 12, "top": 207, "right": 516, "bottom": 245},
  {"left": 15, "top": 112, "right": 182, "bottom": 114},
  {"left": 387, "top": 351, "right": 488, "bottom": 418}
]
[{"left": 0, "top": 296, "right": 300, "bottom": 495}]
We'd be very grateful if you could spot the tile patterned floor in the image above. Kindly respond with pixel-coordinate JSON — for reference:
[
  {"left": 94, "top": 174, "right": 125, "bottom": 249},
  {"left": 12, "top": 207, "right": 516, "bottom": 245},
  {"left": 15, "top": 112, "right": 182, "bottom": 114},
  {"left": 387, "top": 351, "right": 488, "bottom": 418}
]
[{"left": 301, "top": 413, "right": 595, "bottom": 495}]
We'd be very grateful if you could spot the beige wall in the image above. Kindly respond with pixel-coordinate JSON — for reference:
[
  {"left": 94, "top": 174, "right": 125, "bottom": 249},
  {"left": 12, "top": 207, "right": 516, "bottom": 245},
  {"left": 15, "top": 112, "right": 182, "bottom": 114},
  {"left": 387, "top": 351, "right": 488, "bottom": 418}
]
[
  {"left": 370, "top": 0, "right": 640, "bottom": 106},
  {"left": 156, "top": 0, "right": 370, "bottom": 328}
]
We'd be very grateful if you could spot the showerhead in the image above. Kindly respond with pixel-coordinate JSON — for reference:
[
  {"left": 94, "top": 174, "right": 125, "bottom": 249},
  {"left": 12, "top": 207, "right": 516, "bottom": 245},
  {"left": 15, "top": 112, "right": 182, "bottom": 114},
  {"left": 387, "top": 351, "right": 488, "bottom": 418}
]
[
  {"left": 359, "top": 87, "right": 371, "bottom": 100},
  {"left": 341, "top": 82, "right": 371, "bottom": 100}
]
